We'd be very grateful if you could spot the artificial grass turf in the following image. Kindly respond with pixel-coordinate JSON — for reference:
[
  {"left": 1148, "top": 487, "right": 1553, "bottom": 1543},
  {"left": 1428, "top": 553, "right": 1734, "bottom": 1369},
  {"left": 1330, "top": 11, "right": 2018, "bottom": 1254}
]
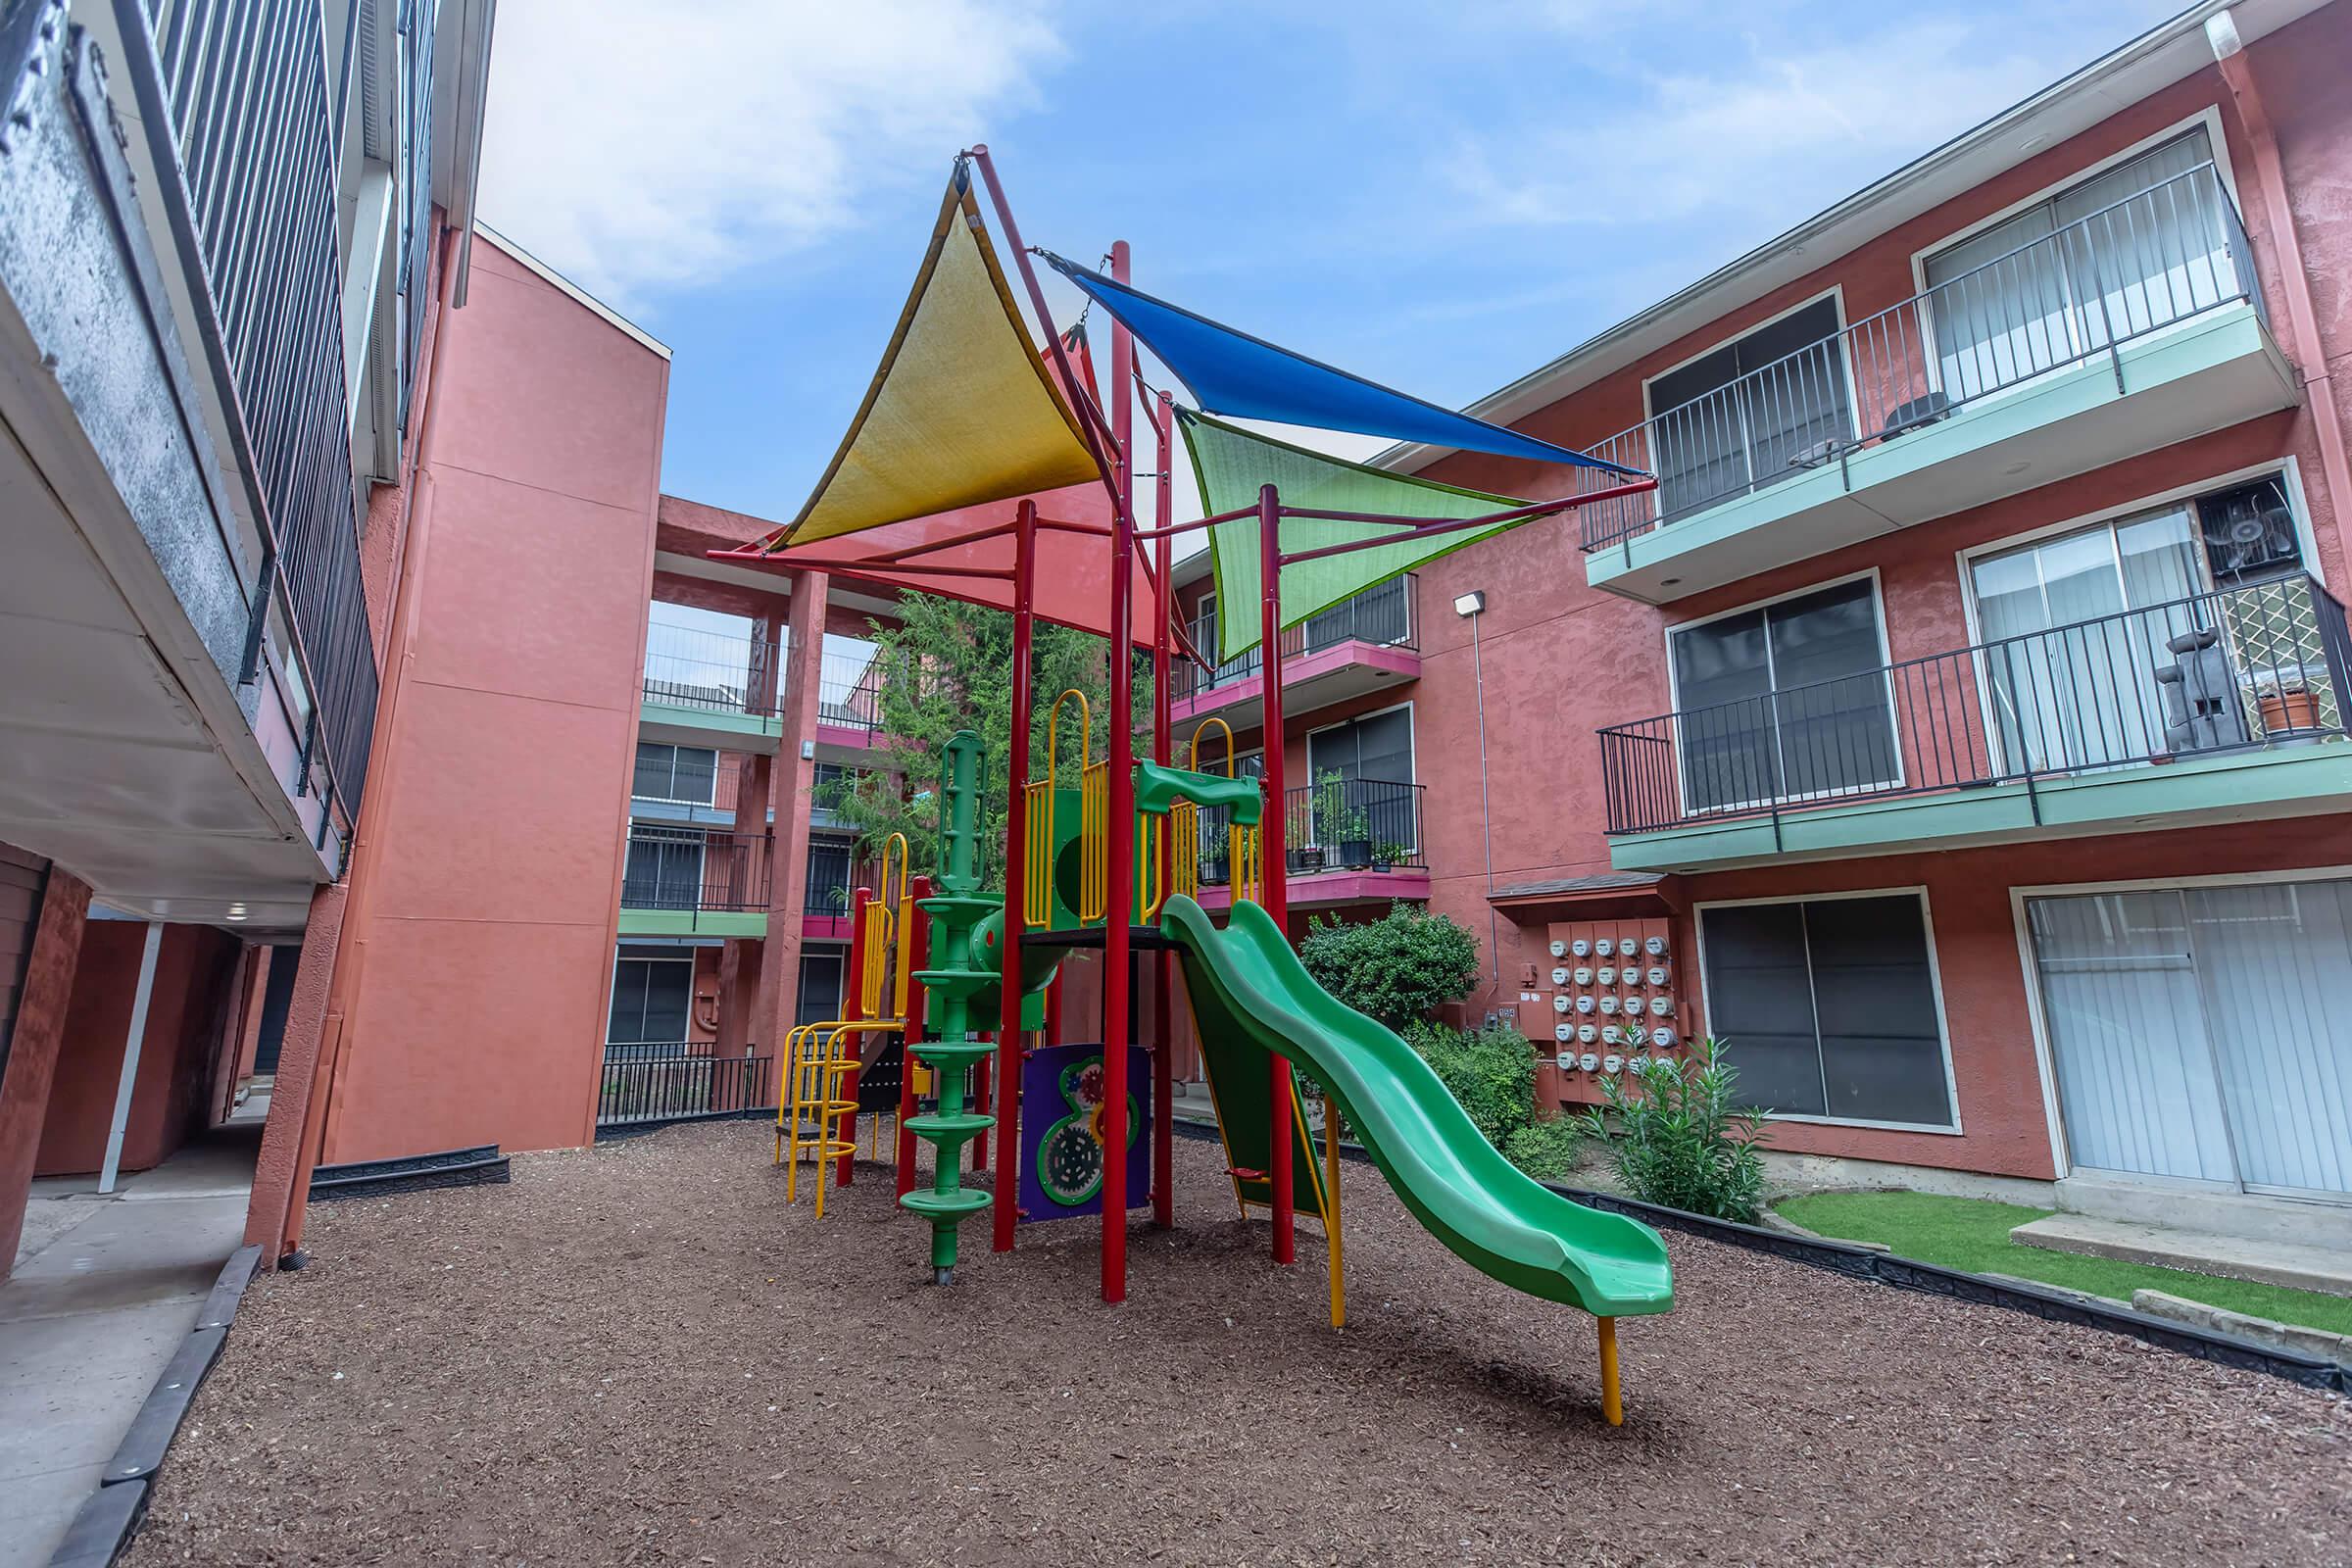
[{"left": 1775, "top": 1191, "right": 2352, "bottom": 1337}]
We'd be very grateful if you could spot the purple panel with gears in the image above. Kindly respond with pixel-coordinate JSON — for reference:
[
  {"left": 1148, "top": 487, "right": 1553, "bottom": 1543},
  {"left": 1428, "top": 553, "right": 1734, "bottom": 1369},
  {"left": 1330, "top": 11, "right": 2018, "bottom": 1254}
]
[{"left": 1015, "top": 1041, "right": 1152, "bottom": 1224}]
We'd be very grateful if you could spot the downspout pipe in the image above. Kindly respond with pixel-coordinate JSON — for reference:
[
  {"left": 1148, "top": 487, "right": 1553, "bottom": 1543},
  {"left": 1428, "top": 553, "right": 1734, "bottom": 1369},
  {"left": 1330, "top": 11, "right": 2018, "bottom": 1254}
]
[{"left": 2208, "top": 11, "right": 2352, "bottom": 560}]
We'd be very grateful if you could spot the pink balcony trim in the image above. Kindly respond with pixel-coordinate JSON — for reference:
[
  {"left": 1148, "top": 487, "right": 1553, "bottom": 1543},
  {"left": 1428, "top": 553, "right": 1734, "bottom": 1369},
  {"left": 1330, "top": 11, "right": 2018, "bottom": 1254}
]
[
  {"left": 1191, "top": 866, "right": 1429, "bottom": 912},
  {"left": 1170, "top": 638, "right": 1419, "bottom": 728}
]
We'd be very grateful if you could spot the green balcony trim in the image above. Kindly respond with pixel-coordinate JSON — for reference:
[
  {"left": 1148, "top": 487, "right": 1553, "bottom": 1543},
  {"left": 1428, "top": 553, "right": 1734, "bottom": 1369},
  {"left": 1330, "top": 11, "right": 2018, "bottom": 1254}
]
[
  {"left": 1608, "top": 739, "right": 2352, "bottom": 873},
  {"left": 637, "top": 699, "right": 783, "bottom": 743},
  {"left": 616, "top": 908, "right": 768, "bottom": 939}
]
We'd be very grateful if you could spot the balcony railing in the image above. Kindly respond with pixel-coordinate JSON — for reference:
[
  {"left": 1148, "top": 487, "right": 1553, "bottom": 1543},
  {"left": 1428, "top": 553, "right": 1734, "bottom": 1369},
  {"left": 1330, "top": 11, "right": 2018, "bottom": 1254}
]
[
  {"left": 621, "top": 827, "right": 771, "bottom": 912},
  {"left": 643, "top": 623, "right": 778, "bottom": 716},
  {"left": 597, "top": 1050, "right": 778, "bottom": 1126},
  {"left": 1574, "top": 163, "right": 2266, "bottom": 552},
  {"left": 819, "top": 656, "right": 887, "bottom": 731},
  {"left": 1192, "top": 777, "right": 1427, "bottom": 885},
  {"left": 1174, "top": 575, "right": 1418, "bottom": 701},
  {"left": 1599, "top": 574, "right": 2352, "bottom": 836},
  {"left": 128, "top": 0, "right": 385, "bottom": 812}
]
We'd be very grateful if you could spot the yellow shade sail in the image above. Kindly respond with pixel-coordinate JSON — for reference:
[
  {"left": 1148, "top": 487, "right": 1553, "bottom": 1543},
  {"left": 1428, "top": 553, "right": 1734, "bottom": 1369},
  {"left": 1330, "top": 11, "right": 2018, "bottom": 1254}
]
[{"left": 776, "top": 172, "right": 1103, "bottom": 546}]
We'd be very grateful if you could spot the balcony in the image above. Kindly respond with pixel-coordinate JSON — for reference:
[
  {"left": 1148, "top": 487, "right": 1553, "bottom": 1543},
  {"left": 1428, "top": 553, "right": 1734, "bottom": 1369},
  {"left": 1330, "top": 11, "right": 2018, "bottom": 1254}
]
[
  {"left": 1571, "top": 165, "right": 2297, "bottom": 605},
  {"left": 1600, "top": 575, "right": 2352, "bottom": 872},
  {"left": 815, "top": 655, "right": 888, "bottom": 754},
  {"left": 1173, "top": 575, "right": 1419, "bottom": 732},
  {"left": 640, "top": 625, "right": 783, "bottom": 750},
  {"left": 1191, "top": 777, "right": 1429, "bottom": 911},
  {"left": 617, "top": 827, "right": 772, "bottom": 938}
]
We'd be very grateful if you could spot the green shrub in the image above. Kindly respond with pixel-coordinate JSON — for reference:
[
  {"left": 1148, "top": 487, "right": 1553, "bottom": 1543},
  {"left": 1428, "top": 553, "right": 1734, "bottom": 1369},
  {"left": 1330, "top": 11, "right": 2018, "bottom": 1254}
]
[
  {"left": 1574, "top": 1036, "right": 1771, "bottom": 1222},
  {"left": 1502, "top": 1115, "right": 1586, "bottom": 1182},
  {"left": 1298, "top": 903, "right": 1480, "bottom": 1025},
  {"left": 1404, "top": 1021, "right": 1534, "bottom": 1148}
]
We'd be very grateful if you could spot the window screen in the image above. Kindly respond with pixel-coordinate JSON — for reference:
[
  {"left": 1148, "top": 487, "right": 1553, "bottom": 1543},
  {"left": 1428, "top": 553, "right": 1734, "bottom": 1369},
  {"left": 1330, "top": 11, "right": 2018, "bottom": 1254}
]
[
  {"left": 1700, "top": 894, "right": 1951, "bottom": 1126},
  {"left": 632, "top": 742, "right": 717, "bottom": 805},
  {"left": 609, "top": 956, "right": 692, "bottom": 1044}
]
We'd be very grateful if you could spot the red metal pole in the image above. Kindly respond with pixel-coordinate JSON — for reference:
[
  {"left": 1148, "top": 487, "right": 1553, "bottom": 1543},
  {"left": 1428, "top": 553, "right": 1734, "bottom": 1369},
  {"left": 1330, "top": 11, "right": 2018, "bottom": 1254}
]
[
  {"left": 993, "top": 499, "right": 1038, "bottom": 1252},
  {"left": 1151, "top": 389, "right": 1175, "bottom": 1231},
  {"left": 895, "top": 875, "right": 932, "bottom": 1199},
  {"left": 839, "top": 889, "right": 872, "bottom": 1188},
  {"left": 1101, "top": 239, "right": 1136, "bottom": 1305},
  {"left": 1257, "top": 483, "right": 1294, "bottom": 1265}
]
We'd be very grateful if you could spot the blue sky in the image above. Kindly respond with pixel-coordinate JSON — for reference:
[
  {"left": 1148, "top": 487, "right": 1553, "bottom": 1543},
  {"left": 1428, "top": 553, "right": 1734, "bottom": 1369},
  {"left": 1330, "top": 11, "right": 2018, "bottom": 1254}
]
[{"left": 476, "top": 0, "right": 2184, "bottom": 527}]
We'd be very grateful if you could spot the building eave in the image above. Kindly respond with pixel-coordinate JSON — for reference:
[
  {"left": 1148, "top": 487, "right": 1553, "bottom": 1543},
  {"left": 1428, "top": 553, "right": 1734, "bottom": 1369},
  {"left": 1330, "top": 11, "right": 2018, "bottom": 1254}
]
[{"left": 1373, "top": 0, "right": 2326, "bottom": 474}]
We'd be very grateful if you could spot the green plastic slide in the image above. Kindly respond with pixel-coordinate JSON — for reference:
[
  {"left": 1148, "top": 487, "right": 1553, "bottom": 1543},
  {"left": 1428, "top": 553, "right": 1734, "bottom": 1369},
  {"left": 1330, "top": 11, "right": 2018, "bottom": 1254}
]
[{"left": 1161, "top": 895, "right": 1674, "bottom": 1318}]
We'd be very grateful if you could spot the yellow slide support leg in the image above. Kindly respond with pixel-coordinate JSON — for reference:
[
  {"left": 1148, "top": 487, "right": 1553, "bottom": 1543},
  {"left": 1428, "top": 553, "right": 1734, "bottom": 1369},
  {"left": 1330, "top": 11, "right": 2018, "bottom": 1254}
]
[{"left": 1597, "top": 1316, "right": 1622, "bottom": 1427}]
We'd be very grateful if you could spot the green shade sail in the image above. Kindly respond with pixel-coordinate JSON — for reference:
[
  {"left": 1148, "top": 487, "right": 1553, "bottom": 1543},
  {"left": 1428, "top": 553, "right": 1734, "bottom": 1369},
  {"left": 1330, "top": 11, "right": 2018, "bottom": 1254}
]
[{"left": 1180, "top": 410, "right": 1533, "bottom": 663}]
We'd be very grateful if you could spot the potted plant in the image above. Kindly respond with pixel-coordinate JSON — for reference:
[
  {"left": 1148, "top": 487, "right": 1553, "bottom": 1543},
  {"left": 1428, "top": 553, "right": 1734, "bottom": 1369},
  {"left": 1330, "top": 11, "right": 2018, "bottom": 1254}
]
[
  {"left": 1372, "top": 840, "right": 1412, "bottom": 870},
  {"left": 1287, "top": 844, "right": 1326, "bottom": 875},
  {"left": 2253, "top": 668, "right": 2322, "bottom": 735},
  {"left": 1199, "top": 846, "right": 1230, "bottom": 886},
  {"left": 1313, "top": 768, "right": 1373, "bottom": 868}
]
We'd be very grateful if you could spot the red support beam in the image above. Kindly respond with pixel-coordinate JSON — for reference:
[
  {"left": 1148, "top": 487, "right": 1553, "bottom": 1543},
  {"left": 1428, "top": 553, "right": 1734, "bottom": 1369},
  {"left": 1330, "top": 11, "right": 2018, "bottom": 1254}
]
[
  {"left": 1256, "top": 482, "right": 1294, "bottom": 1266},
  {"left": 992, "top": 499, "right": 1039, "bottom": 1253},
  {"left": 1100, "top": 238, "right": 1137, "bottom": 1304}
]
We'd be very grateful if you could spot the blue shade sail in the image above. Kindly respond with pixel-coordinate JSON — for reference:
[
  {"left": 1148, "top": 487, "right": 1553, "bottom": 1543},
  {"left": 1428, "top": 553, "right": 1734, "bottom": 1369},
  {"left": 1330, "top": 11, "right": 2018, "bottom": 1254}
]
[{"left": 1046, "top": 254, "right": 1643, "bottom": 475}]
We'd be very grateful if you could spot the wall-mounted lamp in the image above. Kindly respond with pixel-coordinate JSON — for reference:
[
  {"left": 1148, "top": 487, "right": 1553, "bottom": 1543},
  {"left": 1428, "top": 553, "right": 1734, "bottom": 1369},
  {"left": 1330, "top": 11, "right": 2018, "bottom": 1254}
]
[{"left": 1453, "top": 590, "right": 1486, "bottom": 617}]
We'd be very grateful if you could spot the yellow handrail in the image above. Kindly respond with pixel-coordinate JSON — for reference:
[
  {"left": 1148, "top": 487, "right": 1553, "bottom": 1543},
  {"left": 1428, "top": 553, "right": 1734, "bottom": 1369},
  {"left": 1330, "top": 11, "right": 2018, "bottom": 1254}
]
[
  {"left": 1081, "top": 759, "right": 1107, "bottom": 922},
  {"left": 1188, "top": 716, "right": 1236, "bottom": 776},
  {"left": 1040, "top": 690, "right": 1093, "bottom": 929}
]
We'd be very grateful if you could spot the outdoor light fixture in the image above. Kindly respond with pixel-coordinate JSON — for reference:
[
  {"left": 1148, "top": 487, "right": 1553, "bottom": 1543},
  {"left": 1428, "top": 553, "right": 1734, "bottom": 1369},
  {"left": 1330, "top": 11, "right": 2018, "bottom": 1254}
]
[{"left": 1454, "top": 590, "right": 1485, "bottom": 617}]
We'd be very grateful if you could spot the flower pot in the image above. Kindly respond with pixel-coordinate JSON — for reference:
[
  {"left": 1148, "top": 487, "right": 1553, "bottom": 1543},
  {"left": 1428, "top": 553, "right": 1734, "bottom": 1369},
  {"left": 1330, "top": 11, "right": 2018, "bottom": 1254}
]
[
  {"left": 2260, "top": 689, "right": 2322, "bottom": 734},
  {"left": 1338, "top": 838, "right": 1372, "bottom": 869},
  {"left": 1199, "top": 858, "right": 1230, "bottom": 887},
  {"left": 1286, "top": 847, "right": 1325, "bottom": 875}
]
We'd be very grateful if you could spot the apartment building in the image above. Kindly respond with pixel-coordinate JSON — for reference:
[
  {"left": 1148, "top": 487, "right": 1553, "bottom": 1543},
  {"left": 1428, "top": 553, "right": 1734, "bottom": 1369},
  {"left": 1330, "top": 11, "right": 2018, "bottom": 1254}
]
[
  {"left": 1181, "top": 0, "right": 2351, "bottom": 1209},
  {"left": 0, "top": 0, "right": 498, "bottom": 1272}
]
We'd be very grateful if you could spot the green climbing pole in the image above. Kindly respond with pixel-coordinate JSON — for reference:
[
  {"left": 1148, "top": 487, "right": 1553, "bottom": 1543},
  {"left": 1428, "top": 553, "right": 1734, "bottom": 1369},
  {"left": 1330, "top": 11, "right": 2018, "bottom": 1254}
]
[{"left": 900, "top": 730, "right": 998, "bottom": 1285}]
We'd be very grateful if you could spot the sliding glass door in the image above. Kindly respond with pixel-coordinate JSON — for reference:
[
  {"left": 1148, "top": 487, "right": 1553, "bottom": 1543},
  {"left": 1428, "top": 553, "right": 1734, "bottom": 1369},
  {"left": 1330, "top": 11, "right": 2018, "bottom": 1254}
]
[
  {"left": 1671, "top": 577, "right": 1897, "bottom": 812},
  {"left": 1647, "top": 297, "right": 1852, "bottom": 522},
  {"left": 1970, "top": 507, "right": 2209, "bottom": 774},
  {"left": 2030, "top": 879, "right": 2352, "bottom": 1198}
]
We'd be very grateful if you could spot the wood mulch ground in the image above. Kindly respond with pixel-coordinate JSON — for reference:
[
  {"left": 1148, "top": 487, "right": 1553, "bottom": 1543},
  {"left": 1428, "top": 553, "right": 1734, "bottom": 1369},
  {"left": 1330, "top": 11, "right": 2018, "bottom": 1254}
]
[{"left": 127, "top": 1120, "right": 2348, "bottom": 1566}]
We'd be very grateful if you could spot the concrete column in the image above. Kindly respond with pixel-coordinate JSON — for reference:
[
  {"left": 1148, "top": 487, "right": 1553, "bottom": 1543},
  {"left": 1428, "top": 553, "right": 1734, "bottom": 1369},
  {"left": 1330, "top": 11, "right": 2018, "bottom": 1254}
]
[
  {"left": 0, "top": 865, "right": 91, "bottom": 1281},
  {"left": 755, "top": 571, "right": 829, "bottom": 1062},
  {"left": 96, "top": 920, "right": 165, "bottom": 1194},
  {"left": 243, "top": 883, "right": 348, "bottom": 1265}
]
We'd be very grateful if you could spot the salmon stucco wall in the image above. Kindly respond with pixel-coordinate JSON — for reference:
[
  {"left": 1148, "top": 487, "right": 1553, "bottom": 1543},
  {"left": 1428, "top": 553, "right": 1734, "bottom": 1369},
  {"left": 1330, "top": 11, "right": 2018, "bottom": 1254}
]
[{"left": 321, "top": 237, "right": 670, "bottom": 1162}]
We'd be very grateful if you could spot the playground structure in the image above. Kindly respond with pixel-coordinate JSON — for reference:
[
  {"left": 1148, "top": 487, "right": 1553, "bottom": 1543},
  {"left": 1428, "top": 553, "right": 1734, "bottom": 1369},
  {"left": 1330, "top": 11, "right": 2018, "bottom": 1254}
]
[{"left": 739, "top": 147, "right": 1676, "bottom": 1421}]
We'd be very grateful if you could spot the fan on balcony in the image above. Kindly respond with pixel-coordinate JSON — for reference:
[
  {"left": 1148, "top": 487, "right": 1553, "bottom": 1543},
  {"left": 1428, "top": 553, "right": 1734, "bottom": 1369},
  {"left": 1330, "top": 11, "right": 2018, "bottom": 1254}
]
[{"left": 2199, "top": 478, "right": 2299, "bottom": 583}]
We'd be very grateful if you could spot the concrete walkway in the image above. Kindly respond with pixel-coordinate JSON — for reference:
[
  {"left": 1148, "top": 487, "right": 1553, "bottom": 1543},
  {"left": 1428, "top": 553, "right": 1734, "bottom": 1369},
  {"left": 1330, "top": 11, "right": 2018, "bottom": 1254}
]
[
  {"left": 2012, "top": 1210, "right": 2352, "bottom": 1299},
  {"left": 0, "top": 1124, "right": 256, "bottom": 1568}
]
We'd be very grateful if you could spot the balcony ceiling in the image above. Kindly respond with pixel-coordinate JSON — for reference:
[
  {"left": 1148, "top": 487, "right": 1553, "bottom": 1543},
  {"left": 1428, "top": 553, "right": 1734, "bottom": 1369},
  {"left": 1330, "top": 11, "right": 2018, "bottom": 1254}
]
[{"left": 0, "top": 402, "right": 326, "bottom": 935}]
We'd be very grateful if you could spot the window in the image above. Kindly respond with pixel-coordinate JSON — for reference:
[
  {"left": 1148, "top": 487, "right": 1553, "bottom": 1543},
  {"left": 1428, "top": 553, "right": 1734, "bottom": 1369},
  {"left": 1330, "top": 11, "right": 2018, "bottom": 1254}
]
[
  {"left": 1924, "top": 128, "right": 2240, "bottom": 402},
  {"left": 1305, "top": 708, "right": 1415, "bottom": 851},
  {"left": 633, "top": 742, "right": 718, "bottom": 805},
  {"left": 797, "top": 951, "right": 846, "bottom": 1027},
  {"left": 609, "top": 952, "right": 692, "bottom": 1044},
  {"left": 1700, "top": 894, "right": 1953, "bottom": 1128},
  {"left": 1968, "top": 476, "right": 2309, "bottom": 773},
  {"left": 622, "top": 827, "right": 706, "bottom": 909},
  {"left": 1669, "top": 577, "right": 1896, "bottom": 811},
  {"left": 806, "top": 836, "right": 855, "bottom": 917},
  {"left": 1646, "top": 296, "right": 1851, "bottom": 521}
]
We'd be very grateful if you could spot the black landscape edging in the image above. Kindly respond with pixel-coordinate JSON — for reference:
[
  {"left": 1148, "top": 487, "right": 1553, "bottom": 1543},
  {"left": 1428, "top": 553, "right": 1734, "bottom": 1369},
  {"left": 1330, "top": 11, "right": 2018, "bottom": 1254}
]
[
  {"left": 47, "top": 1247, "right": 262, "bottom": 1566},
  {"left": 308, "top": 1144, "right": 510, "bottom": 1200},
  {"left": 1545, "top": 1182, "right": 2346, "bottom": 1395},
  {"left": 1179, "top": 1119, "right": 2342, "bottom": 1394}
]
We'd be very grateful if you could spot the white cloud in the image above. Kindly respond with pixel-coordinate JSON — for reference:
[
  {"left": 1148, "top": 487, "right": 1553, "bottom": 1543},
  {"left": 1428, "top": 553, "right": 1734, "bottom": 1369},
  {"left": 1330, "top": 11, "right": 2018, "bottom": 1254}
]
[
  {"left": 474, "top": 0, "right": 1064, "bottom": 306},
  {"left": 1439, "top": 16, "right": 2138, "bottom": 236}
]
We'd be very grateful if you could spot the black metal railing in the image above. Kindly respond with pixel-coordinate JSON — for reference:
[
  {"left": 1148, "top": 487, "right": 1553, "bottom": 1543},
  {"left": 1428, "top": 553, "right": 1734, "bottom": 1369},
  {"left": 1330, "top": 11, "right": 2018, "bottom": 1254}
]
[
  {"left": 1575, "top": 164, "right": 2267, "bottom": 551},
  {"left": 643, "top": 622, "right": 778, "bottom": 715},
  {"left": 818, "top": 655, "right": 887, "bottom": 731},
  {"left": 597, "top": 1049, "right": 778, "bottom": 1126},
  {"left": 393, "top": 0, "right": 438, "bottom": 433},
  {"left": 1174, "top": 574, "right": 1418, "bottom": 701},
  {"left": 132, "top": 0, "right": 385, "bottom": 812},
  {"left": 1599, "top": 574, "right": 2352, "bottom": 835},
  {"left": 620, "top": 827, "right": 771, "bottom": 912},
  {"left": 804, "top": 838, "right": 857, "bottom": 917}
]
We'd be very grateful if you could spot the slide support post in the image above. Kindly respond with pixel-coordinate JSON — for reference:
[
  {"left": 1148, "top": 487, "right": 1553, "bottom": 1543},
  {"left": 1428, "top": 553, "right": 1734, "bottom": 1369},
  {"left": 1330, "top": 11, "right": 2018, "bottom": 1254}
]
[
  {"left": 1598, "top": 1317, "right": 1623, "bottom": 1427},
  {"left": 1325, "top": 1094, "right": 1344, "bottom": 1329}
]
